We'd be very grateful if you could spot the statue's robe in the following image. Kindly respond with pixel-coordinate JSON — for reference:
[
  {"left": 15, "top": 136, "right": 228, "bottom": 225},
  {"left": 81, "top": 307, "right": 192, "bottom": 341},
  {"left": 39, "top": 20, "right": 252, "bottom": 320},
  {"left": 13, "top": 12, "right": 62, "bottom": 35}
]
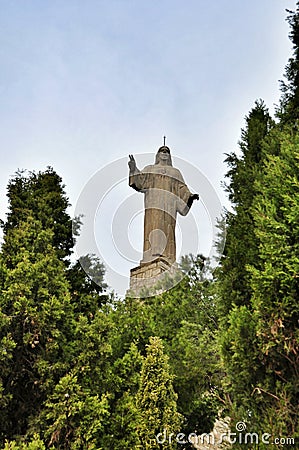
[{"left": 129, "top": 164, "right": 192, "bottom": 264}]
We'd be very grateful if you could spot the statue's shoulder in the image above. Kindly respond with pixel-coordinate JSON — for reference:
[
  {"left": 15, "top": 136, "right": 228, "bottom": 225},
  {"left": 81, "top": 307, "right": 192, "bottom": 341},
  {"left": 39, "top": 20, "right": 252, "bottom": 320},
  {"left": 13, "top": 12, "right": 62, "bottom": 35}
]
[
  {"left": 141, "top": 164, "right": 156, "bottom": 173},
  {"left": 168, "top": 167, "right": 184, "bottom": 180},
  {"left": 169, "top": 167, "right": 181, "bottom": 175}
]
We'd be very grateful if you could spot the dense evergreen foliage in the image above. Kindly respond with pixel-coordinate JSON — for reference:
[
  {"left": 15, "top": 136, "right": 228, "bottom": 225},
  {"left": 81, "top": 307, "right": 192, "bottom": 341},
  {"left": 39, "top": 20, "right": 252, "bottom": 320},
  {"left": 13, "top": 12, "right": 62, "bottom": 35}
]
[
  {"left": 216, "top": 4, "right": 299, "bottom": 446},
  {"left": 1, "top": 4, "right": 299, "bottom": 449},
  {"left": 136, "top": 337, "right": 182, "bottom": 449},
  {"left": 249, "top": 129, "right": 299, "bottom": 435},
  {"left": 0, "top": 170, "right": 219, "bottom": 449}
]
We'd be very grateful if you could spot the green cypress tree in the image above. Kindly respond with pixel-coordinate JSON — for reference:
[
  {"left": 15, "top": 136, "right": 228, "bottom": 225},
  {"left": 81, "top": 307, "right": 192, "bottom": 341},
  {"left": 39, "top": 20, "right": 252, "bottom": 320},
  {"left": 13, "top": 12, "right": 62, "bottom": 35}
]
[
  {"left": 279, "top": 3, "right": 299, "bottom": 123},
  {"left": 2, "top": 168, "right": 73, "bottom": 264},
  {"left": 0, "top": 168, "right": 108, "bottom": 311},
  {"left": 67, "top": 254, "right": 108, "bottom": 315},
  {"left": 0, "top": 167, "right": 114, "bottom": 446},
  {"left": 136, "top": 336, "right": 182, "bottom": 449},
  {"left": 215, "top": 102, "right": 280, "bottom": 430},
  {"left": 102, "top": 343, "right": 143, "bottom": 450},
  {"left": 215, "top": 7, "right": 299, "bottom": 441},
  {"left": 42, "top": 372, "right": 110, "bottom": 449},
  {"left": 109, "top": 258, "right": 221, "bottom": 447},
  {"left": 248, "top": 129, "right": 299, "bottom": 437},
  {"left": 0, "top": 216, "right": 74, "bottom": 442},
  {"left": 218, "top": 100, "right": 274, "bottom": 315}
]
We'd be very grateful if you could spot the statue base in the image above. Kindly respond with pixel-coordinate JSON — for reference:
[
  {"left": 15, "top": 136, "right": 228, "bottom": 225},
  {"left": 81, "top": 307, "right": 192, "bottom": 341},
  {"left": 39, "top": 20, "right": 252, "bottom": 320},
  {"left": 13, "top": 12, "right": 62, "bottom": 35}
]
[{"left": 127, "top": 257, "right": 179, "bottom": 297}]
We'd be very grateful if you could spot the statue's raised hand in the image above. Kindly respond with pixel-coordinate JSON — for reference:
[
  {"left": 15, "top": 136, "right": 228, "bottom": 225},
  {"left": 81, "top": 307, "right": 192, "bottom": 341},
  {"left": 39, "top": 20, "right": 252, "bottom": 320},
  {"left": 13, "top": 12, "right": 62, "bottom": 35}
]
[{"left": 128, "top": 154, "right": 137, "bottom": 172}]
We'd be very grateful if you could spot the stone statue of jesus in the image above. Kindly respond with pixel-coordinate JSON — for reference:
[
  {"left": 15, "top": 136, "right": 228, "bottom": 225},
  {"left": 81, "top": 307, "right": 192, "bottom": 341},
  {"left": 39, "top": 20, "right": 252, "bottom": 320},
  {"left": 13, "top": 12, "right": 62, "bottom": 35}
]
[{"left": 128, "top": 145, "right": 199, "bottom": 264}]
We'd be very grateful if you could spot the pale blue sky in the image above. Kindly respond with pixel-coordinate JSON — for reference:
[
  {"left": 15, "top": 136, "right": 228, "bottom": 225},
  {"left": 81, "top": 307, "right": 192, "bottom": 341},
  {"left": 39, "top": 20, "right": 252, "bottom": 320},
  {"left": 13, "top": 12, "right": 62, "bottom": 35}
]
[{"left": 0, "top": 0, "right": 296, "bottom": 294}]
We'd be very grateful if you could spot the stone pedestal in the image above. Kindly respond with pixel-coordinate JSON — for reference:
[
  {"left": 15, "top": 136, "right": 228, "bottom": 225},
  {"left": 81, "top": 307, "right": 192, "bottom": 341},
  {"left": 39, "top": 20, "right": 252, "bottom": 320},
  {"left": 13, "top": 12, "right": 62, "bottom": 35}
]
[{"left": 127, "top": 257, "right": 179, "bottom": 297}]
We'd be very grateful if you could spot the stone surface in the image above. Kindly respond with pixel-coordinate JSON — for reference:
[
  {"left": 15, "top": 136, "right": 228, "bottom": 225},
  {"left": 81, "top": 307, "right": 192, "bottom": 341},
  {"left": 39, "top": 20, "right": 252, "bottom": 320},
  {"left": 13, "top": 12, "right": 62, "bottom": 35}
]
[
  {"left": 191, "top": 417, "right": 231, "bottom": 450},
  {"left": 128, "top": 146, "right": 198, "bottom": 264},
  {"left": 128, "top": 145, "right": 199, "bottom": 295},
  {"left": 127, "top": 257, "right": 180, "bottom": 297}
]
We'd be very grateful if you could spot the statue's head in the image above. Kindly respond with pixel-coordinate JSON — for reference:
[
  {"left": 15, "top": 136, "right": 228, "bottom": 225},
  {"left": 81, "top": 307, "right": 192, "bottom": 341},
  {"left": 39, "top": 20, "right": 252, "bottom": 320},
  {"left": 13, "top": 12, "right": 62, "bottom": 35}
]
[{"left": 155, "top": 146, "right": 173, "bottom": 166}]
